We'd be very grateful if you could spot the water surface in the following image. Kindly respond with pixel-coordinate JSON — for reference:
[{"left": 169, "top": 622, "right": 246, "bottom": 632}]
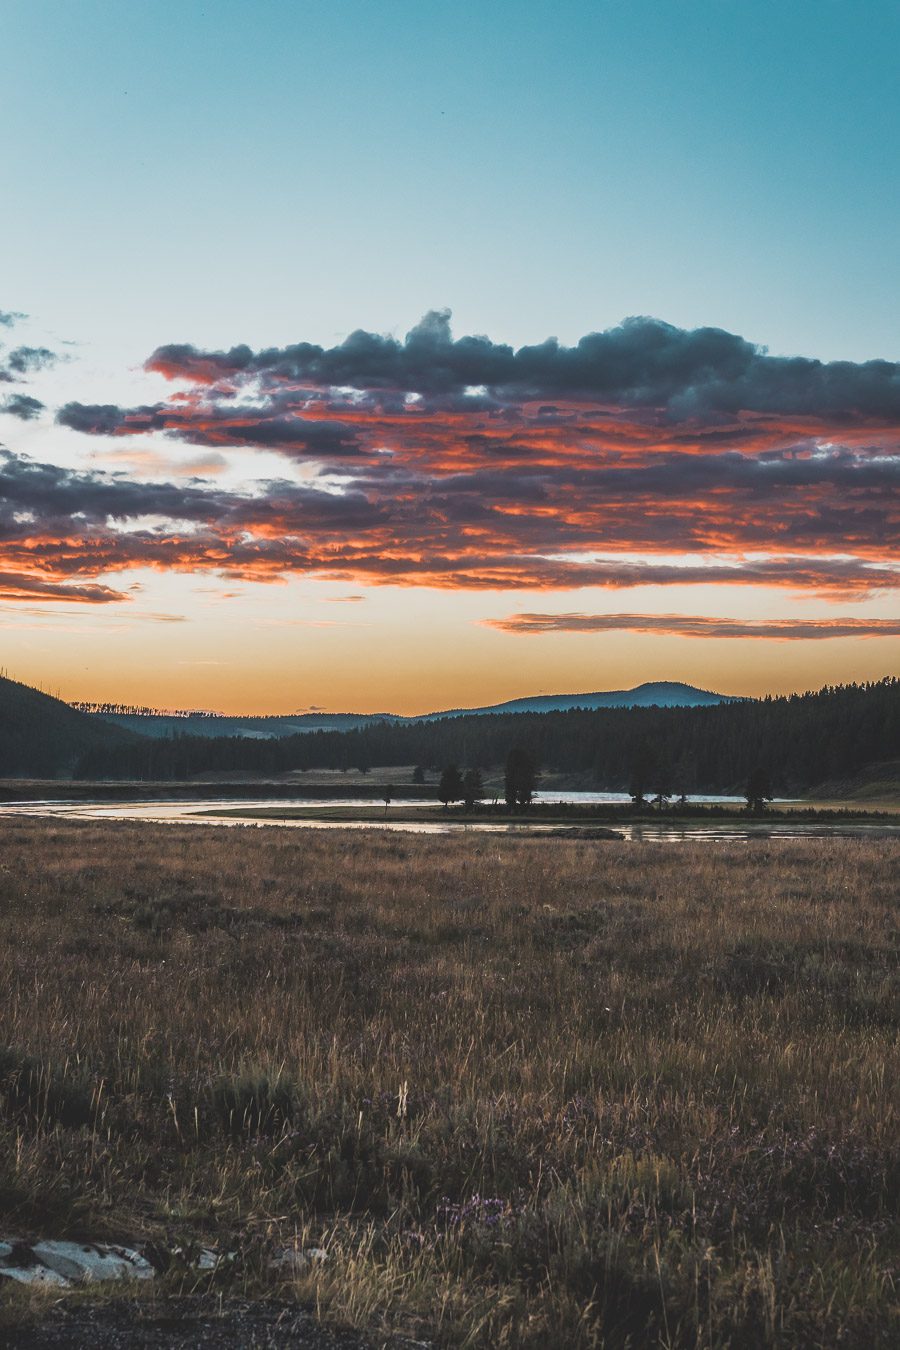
[{"left": 1, "top": 796, "right": 896, "bottom": 842}]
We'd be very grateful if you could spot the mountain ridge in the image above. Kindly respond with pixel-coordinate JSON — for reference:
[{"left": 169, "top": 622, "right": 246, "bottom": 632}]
[
  {"left": 77, "top": 681, "right": 735, "bottom": 740},
  {"left": 430, "top": 680, "right": 735, "bottom": 718}
]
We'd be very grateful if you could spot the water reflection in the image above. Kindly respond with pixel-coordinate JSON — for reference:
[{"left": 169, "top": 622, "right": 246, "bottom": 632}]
[{"left": 0, "top": 797, "right": 896, "bottom": 842}]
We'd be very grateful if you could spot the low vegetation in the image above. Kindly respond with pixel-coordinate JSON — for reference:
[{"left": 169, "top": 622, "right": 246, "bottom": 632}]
[{"left": 0, "top": 820, "right": 896, "bottom": 1346}]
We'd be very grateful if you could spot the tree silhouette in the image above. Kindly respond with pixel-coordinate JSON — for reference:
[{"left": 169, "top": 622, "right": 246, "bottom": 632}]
[
  {"left": 629, "top": 740, "right": 654, "bottom": 807},
  {"left": 651, "top": 755, "right": 673, "bottom": 810},
  {"left": 438, "top": 763, "right": 464, "bottom": 808},
  {"left": 745, "top": 766, "right": 773, "bottom": 813},
  {"left": 462, "top": 767, "right": 484, "bottom": 811},
  {"left": 505, "top": 747, "right": 537, "bottom": 809}
]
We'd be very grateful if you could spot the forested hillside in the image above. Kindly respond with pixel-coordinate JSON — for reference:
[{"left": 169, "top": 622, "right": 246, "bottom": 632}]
[
  {"left": 76, "top": 681, "right": 727, "bottom": 739},
  {"left": 74, "top": 677, "right": 900, "bottom": 795},
  {"left": 74, "top": 709, "right": 401, "bottom": 740},
  {"left": 0, "top": 676, "right": 135, "bottom": 778}
]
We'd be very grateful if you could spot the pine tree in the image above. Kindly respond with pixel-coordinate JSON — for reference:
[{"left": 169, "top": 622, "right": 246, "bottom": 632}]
[
  {"left": 438, "top": 763, "right": 464, "bottom": 808},
  {"left": 462, "top": 767, "right": 484, "bottom": 811},
  {"left": 505, "top": 747, "right": 537, "bottom": 809}
]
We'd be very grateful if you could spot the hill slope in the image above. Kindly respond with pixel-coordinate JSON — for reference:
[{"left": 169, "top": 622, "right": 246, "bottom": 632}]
[{"left": 0, "top": 676, "right": 135, "bottom": 778}]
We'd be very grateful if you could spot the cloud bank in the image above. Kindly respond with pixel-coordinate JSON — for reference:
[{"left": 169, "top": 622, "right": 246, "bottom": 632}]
[
  {"left": 144, "top": 311, "right": 900, "bottom": 420},
  {"left": 0, "top": 312, "right": 894, "bottom": 619}
]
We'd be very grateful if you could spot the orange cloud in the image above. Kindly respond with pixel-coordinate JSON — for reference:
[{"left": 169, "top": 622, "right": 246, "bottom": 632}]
[{"left": 486, "top": 613, "right": 900, "bottom": 640}]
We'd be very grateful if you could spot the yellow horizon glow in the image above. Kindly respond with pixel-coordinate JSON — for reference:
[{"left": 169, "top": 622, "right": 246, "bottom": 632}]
[
  {"left": 3, "top": 572, "right": 897, "bottom": 717},
  {"left": 6, "top": 622, "right": 899, "bottom": 717}
]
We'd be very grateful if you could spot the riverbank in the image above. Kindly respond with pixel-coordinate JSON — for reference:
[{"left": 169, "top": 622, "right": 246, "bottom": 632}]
[
  {"left": 0, "top": 779, "right": 437, "bottom": 804},
  {"left": 204, "top": 800, "right": 898, "bottom": 825},
  {"left": 4, "top": 794, "right": 899, "bottom": 842},
  {"left": 2, "top": 777, "right": 897, "bottom": 819}
]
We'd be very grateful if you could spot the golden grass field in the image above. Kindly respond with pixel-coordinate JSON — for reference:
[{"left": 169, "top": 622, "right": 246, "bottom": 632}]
[{"left": 0, "top": 819, "right": 897, "bottom": 1347}]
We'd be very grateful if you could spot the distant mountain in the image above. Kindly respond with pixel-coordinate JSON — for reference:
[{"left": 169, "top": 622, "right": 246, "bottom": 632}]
[
  {"left": 0, "top": 675, "right": 135, "bottom": 778},
  {"left": 78, "top": 681, "right": 733, "bottom": 740},
  {"left": 432, "top": 681, "right": 735, "bottom": 717}
]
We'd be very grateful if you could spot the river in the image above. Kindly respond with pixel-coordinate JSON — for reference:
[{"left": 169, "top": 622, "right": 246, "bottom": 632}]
[{"left": 0, "top": 794, "right": 897, "bottom": 841}]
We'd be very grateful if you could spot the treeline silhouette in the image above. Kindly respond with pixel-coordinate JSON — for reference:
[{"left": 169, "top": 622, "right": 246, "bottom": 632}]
[
  {"left": 70, "top": 702, "right": 224, "bottom": 718},
  {"left": 0, "top": 675, "right": 133, "bottom": 777},
  {"left": 74, "top": 678, "right": 900, "bottom": 793}
]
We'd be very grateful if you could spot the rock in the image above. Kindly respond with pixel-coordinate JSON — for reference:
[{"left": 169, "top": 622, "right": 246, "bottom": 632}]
[
  {"left": 35, "top": 1241, "right": 155, "bottom": 1283},
  {"left": 195, "top": 1248, "right": 222, "bottom": 1272},
  {"left": 0, "top": 1236, "right": 327, "bottom": 1287},
  {"left": 271, "top": 1246, "right": 329, "bottom": 1272},
  {"left": 158, "top": 1245, "right": 225, "bottom": 1272},
  {"left": 0, "top": 1239, "right": 154, "bottom": 1288},
  {"left": 1, "top": 1263, "right": 70, "bottom": 1288}
]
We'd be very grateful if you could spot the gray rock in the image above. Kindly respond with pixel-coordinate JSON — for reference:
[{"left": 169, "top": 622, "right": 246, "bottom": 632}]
[
  {"left": 0, "top": 1236, "right": 327, "bottom": 1287},
  {"left": 0, "top": 1239, "right": 155, "bottom": 1287}
]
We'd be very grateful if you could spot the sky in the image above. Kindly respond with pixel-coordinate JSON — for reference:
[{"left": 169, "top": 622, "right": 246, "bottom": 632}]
[{"left": 0, "top": 0, "right": 897, "bottom": 714}]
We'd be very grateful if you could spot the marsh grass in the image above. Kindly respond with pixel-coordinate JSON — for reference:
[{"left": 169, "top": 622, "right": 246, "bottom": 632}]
[{"left": 0, "top": 820, "right": 896, "bottom": 1346}]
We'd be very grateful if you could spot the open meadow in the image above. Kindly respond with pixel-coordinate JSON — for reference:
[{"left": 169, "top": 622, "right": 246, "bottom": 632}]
[{"left": 0, "top": 820, "right": 897, "bottom": 1347}]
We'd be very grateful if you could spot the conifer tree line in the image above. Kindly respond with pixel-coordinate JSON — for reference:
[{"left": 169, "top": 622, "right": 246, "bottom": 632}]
[
  {"left": 0, "top": 674, "right": 128, "bottom": 777},
  {"left": 73, "top": 678, "right": 900, "bottom": 794}
]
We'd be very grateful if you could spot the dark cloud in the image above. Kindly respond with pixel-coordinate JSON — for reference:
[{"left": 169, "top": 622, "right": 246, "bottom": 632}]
[
  {"left": 2, "top": 394, "right": 45, "bottom": 421},
  {"left": 0, "top": 311, "right": 26, "bottom": 328},
  {"left": 147, "top": 312, "right": 900, "bottom": 422},
  {"left": 57, "top": 401, "right": 364, "bottom": 458},
  {"left": 168, "top": 412, "right": 364, "bottom": 457},
  {"left": 0, "top": 448, "right": 230, "bottom": 526},
  {"left": 472, "top": 556, "right": 900, "bottom": 594},
  {"left": 0, "top": 341, "right": 62, "bottom": 387},
  {"left": 0, "top": 570, "right": 127, "bottom": 603},
  {"left": 429, "top": 447, "right": 900, "bottom": 501},
  {"left": 4, "top": 346, "right": 58, "bottom": 375},
  {"left": 0, "top": 450, "right": 383, "bottom": 537},
  {"left": 487, "top": 613, "right": 900, "bottom": 640},
  {"left": 57, "top": 403, "right": 169, "bottom": 435},
  {"left": 0, "top": 440, "right": 896, "bottom": 600}
]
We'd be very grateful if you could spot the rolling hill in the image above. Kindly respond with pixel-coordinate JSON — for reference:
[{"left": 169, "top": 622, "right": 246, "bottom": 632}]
[{"left": 0, "top": 675, "right": 136, "bottom": 778}]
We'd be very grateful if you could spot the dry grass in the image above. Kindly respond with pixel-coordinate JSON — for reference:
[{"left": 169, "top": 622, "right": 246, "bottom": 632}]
[{"left": 0, "top": 819, "right": 897, "bottom": 1347}]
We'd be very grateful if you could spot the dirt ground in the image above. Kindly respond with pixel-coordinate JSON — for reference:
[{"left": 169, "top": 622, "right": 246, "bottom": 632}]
[{"left": 0, "top": 1295, "right": 379, "bottom": 1349}]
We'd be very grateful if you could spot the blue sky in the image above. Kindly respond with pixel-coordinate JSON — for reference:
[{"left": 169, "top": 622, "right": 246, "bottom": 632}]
[{"left": 4, "top": 0, "right": 898, "bottom": 360}]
